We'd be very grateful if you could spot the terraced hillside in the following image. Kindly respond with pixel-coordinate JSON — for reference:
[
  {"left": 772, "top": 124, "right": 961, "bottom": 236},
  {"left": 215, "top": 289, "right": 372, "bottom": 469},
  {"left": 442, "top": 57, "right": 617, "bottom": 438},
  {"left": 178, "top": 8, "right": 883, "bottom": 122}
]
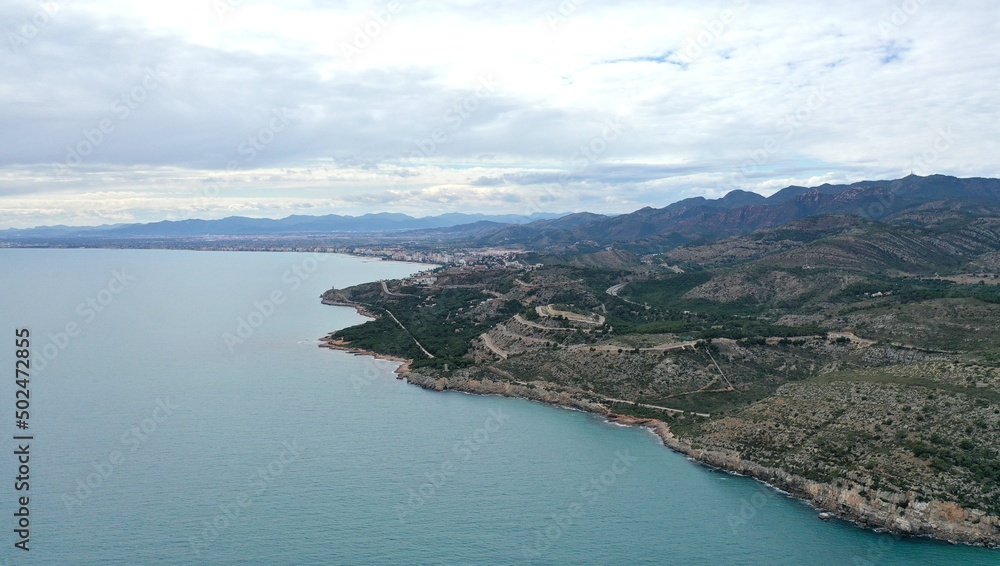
[{"left": 321, "top": 204, "right": 1000, "bottom": 546}]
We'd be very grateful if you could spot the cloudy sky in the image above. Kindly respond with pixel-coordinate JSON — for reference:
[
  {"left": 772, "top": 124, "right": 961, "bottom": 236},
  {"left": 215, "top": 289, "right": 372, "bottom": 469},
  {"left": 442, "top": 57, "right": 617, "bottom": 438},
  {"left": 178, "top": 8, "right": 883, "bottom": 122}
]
[{"left": 1, "top": 0, "right": 997, "bottom": 228}]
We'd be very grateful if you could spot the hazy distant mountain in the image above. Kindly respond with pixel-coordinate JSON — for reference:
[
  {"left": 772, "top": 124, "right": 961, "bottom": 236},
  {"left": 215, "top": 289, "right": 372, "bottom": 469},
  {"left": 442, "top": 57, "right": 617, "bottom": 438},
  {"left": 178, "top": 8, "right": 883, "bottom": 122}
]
[
  {"left": 7, "top": 175, "right": 1000, "bottom": 252},
  {"left": 0, "top": 212, "right": 565, "bottom": 238}
]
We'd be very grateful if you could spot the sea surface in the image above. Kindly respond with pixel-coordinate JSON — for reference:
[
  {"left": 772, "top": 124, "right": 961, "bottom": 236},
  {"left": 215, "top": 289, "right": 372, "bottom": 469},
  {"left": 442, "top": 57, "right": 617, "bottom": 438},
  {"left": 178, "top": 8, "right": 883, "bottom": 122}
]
[{"left": 0, "top": 248, "right": 996, "bottom": 565}]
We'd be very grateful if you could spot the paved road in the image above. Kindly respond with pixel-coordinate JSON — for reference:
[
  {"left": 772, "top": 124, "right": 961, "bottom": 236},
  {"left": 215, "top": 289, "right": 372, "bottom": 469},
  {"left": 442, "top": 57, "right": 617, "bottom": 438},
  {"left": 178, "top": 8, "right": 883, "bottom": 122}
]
[
  {"left": 606, "top": 283, "right": 628, "bottom": 296},
  {"left": 569, "top": 340, "right": 697, "bottom": 352},
  {"left": 513, "top": 314, "right": 579, "bottom": 332},
  {"left": 480, "top": 332, "right": 508, "bottom": 360},
  {"left": 536, "top": 304, "right": 605, "bottom": 325},
  {"left": 606, "top": 282, "right": 643, "bottom": 306},
  {"left": 380, "top": 280, "right": 412, "bottom": 297}
]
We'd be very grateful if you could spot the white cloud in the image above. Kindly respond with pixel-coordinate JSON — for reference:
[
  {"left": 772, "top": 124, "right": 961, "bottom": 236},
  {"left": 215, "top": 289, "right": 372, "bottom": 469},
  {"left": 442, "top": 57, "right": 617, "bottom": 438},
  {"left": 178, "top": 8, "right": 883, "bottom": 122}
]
[{"left": 0, "top": 0, "right": 998, "bottom": 227}]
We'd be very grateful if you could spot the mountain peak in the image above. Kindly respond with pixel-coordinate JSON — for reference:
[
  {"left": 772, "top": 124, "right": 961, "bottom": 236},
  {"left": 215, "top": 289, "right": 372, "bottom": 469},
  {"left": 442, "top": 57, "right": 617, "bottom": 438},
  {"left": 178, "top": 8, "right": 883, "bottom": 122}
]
[{"left": 720, "top": 189, "right": 767, "bottom": 207}]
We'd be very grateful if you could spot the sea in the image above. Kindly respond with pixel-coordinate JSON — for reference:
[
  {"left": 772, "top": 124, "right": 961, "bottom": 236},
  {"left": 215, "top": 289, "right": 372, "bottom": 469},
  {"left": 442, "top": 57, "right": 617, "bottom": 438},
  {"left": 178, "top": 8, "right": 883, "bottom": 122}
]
[{"left": 0, "top": 248, "right": 996, "bottom": 565}]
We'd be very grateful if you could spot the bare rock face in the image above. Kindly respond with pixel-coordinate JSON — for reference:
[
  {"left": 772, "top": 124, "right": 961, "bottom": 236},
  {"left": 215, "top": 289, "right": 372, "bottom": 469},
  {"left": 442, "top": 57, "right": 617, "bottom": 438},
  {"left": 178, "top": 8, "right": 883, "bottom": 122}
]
[
  {"left": 683, "top": 446, "right": 1000, "bottom": 547},
  {"left": 809, "top": 481, "right": 1000, "bottom": 545},
  {"left": 398, "top": 371, "right": 608, "bottom": 415},
  {"left": 397, "top": 367, "right": 1000, "bottom": 548}
]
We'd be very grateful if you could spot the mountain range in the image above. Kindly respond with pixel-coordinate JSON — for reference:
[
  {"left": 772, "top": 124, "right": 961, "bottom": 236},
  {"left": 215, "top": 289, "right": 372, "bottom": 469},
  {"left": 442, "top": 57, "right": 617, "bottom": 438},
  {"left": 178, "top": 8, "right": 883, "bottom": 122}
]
[
  {"left": 0, "top": 212, "right": 565, "bottom": 238},
  {"left": 5, "top": 175, "right": 999, "bottom": 251},
  {"left": 457, "top": 174, "right": 1000, "bottom": 251}
]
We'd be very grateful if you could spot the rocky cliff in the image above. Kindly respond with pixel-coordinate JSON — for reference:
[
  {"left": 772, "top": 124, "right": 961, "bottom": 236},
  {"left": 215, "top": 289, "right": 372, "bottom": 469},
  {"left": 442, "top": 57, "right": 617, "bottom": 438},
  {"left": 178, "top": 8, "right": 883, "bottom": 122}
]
[{"left": 395, "top": 367, "right": 1000, "bottom": 548}]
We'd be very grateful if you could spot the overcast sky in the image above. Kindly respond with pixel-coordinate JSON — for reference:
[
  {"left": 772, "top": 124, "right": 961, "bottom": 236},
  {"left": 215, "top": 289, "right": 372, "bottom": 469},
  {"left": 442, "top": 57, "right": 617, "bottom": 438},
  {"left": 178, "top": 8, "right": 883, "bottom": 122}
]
[{"left": 1, "top": 0, "right": 997, "bottom": 228}]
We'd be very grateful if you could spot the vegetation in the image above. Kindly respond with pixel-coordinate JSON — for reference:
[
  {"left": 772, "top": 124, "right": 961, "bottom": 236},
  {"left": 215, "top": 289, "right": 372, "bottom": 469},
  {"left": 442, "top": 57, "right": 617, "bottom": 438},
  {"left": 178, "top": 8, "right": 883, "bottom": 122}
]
[{"left": 323, "top": 201, "right": 1000, "bottom": 525}]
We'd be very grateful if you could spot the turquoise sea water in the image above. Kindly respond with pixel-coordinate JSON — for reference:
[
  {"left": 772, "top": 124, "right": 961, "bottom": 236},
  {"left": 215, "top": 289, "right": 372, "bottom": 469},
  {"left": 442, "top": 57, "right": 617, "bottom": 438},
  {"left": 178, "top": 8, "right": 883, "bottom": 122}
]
[{"left": 0, "top": 248, "right": 996, "bottom": 565}]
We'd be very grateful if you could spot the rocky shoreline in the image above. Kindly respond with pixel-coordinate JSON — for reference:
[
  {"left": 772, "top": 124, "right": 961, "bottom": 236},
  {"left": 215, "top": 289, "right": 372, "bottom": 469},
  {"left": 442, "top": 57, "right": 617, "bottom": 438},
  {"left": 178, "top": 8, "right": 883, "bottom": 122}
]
[
  {"left": 321, "top": 298, "right": 380, "bottom": 321},
  {"left": 416, "top": 371, "right": 1000, "bottom": 547},
  {"left": 336, "top": 345, "right": 999, "bottom": 548}
]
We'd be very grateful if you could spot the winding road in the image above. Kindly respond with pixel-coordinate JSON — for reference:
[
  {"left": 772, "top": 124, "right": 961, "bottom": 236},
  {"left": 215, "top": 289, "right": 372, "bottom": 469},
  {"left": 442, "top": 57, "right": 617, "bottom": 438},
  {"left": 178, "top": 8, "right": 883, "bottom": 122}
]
[
  {"left": 513, "top": 314, "right": 579, "bottom": 332},
  {"left": 480, "top": 332, "right": 508, "bottom": 360},
  {"left": 606, "top": 282, "right": 642, "bottom": 306}
]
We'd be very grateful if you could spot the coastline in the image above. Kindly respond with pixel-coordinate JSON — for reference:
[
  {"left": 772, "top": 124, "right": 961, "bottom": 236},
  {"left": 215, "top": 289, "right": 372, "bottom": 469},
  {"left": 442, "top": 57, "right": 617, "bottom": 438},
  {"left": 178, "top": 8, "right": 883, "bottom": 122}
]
[
  {"left": 396, "top": 368, "right": 1000, "bottom": 548},
  {"left": 319, "top": 302, "right": 1000, "bottom": 549},
  {"left": 321, "top": 298, "right": 381, "bottom": 321}
]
